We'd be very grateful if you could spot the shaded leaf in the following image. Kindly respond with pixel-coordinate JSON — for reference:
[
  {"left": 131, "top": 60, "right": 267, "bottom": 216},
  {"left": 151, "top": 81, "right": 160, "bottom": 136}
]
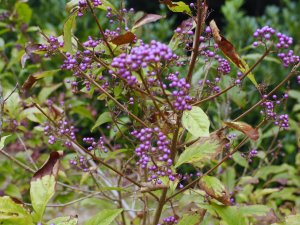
[
  {"left": 239, "top": 205, "right": 271, "bottom": 217},
  {"left": 199, "top": 176, "right": 231, "bottom": 205},
  {"left": 132, "top": 14, "right": 163, "bottom": 30},
  {"left": 272, "top": 214, "right": 300, "bottom": 225},
  {"left": 22, "top": 70, "right": 59, "bottom": 92},
  {"left": 65, "top": 0, "right": 79, "bottom": 13},
  {"left": 160, "top": 0, "right": 178, "bottom": 7},
  {"left": 224, "top": 121, "right": 259, "bottom": 141},
  {"left": 232, "top": 152, "right": 249, "bottom": 168},
  {"left": 182, "top": 106, "right": 210, "bottom": 138},
  {"left": 0, "top": 196, "right": 33, "bottom": 225},
  {"left": 63, "top": 12, "right": 77, "bottom": 53},
  {"left": 91, "top": 111, "right": 112, "bottom": 132},
  {"left": 38, "top": 83, "right": 62, "bottom": 103},
  {"left": 30, "top": 152, "right": 63, "bottom": 222},
  {"left": 175, "top": 140, "right": 219, "bottom": 168},
  {"left": 210, "top": 20, "right": 258, "bottom": 87},
  {"left": 84, "top": 209, "right": 123, "bottom": 225},
  {"left": 110, "top": 32, "right": 135, "bottom": 45}
]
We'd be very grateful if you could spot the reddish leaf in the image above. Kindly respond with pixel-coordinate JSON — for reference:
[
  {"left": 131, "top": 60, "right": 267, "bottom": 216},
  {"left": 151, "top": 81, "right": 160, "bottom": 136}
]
[
  {"left": 133, "top": 14, "right": 163, "bottom": 30},
  {"left": 110, "top": 32, "right": 135, "bottom": 45},
  {"left": 22, "top": 75, "right": 37, "bottom": 91},
  {"left": 209, "top": 20, "right": 243, "bottom": 68},
  {"left": 224, "top": 121, "right": 259, "bottom": 141},
  {"left": 160, "top": 0, "right": 178, "bottom": 7},
  {"left": 32, "top": 151, "right": 63, "bottom": 181}
]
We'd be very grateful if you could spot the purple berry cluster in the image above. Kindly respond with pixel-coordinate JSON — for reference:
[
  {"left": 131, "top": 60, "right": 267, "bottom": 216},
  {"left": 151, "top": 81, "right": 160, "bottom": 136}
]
[
  {"left": 252, "top": 26, "right": 299, "bottom": 67},
  {"left": 217, "top": 56, "right": 231, "bottom": 75},
  {"left": 131, "top": 127, "right": 177, "bottom": 183},
  {"left": 168, "top": 72, "right": 192, "bottom": 111},
  {"left": 43, "top": 119, "right": 76, "bottom": 147},
  {"left": 158, "top": 215, "right": 178, "bottom": 225},
  {"left": 110, "top": 40, "right": 179, "bottom": 86},
  {"left": 78, "top": 0, "right": 103, "bottom": 17},
  {"left": 83, "top": 136, "right": 108, "bottom": 152},
  {"left": 39, "top": 36, "right": 64, "bottom": 57},
  {"left": 69, "top": 155, "right": 89, "bottom": 172},
  {"left": 260, "top": 94, "right": 289, "bottom": 129}
]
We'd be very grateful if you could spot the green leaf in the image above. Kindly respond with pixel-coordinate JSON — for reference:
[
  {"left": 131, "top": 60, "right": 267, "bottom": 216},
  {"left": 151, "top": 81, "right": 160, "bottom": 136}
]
[
  {"left": 96, "top": 0, "right": 116, "bottom": 11},
  {"left": 208, "top": 203, "right": 247, "bottom": 225},
  {"left": 182, "top": 106, "right": 210, "bottom": 138},
  {"left": 33, "top": 69, "right": 60, "bottom": 79},
  {"left": 84, "top": 209, "right": 123, "bottom": 225},
  {"left": 91, "top": 112, "right": 112, "bottom": 132},
  {"left": 239, "top": 205, "right": 270, "bottom": 217},
  {"left": 289, "top": 90, "right": 300, "bottom": 102},
  {"left": 47, "top": 216, "right": 78, "bottom": 225},
  {"left": 65, "top": 0, "right": 79, "bottom": 13},
  {"left": 38, "top": 83, "right": 62, "bottom": 103},
  {"left": 177, "top": 213, "right": 201, "bottom": 225},
  {"left": 232, "top": 152, "right": 249, "bottom": 168},
  {"left": 254, "top": 164, "right": 294, "bottom": 180},
  {"left": 63, "top": 12, "right": 76, "bottom": 53},
  {"left": 167, "top": 1, "right": 193, "bottom": 16},
  {"left": 15, "top": 2, "right": 32, "bottom": 24},
  {"left": 175, "top": 140, "right": 218, "bottom": 168},
  {"left": 30, "top": 152, "right": 62, "bottom": 222},
  {"left": 0, "top": 196, "right": 33, "bottom": 225},
  {"left": 0, "top": 135, "right": 11, "bottom": 150}
]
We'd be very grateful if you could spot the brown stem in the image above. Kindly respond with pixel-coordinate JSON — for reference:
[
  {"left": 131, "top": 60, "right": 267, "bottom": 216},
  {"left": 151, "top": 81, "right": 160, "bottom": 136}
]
[
  {"left": 186, "top": 0, "right": 206, "bottom": 84},
  {"left": 86, "top": 0, "right": 114, "bottom": 56}
]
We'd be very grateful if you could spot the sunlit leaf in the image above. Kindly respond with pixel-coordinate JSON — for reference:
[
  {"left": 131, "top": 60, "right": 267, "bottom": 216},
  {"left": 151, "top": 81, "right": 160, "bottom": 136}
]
[
  {"left": 162, "top": 1, "right": 193, "bottom": 16},
  {"left": 175, "top": 140, "right": 219, "bottom": 168},
  {"left": 182, "top": 106, "right": 210, "bottom": 138},
  {"left": 63, "top": 12, "right": 77, "bottom": 53},
  {"left": 47, "top": 216, "right": 78, "bottom": 225},
  {"left": 177, "top": 213, "right": 201, "bottom": 225}
]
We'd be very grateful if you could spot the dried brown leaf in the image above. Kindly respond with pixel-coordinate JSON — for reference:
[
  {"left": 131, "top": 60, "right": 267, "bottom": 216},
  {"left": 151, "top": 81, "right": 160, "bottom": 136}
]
[
  {"left": 224, "top": 121, "right": 259, "bottom": 141},
  {"left": 133, "top": 14, "right": 163, "bottom": 30},
  {"left": 110, "top": 32, "right": 135, "bottom": 45}
]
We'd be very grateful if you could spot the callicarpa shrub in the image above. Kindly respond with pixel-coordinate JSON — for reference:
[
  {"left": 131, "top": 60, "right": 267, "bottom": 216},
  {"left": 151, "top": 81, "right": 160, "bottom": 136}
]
[{"left": 0, "top": 0, "right": 300, "bottom": 225}]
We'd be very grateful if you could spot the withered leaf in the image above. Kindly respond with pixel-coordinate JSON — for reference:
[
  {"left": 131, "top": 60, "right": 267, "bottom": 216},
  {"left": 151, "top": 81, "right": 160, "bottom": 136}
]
[
  {"left": 32, "top": 151, "right": 63, "bottom": 181},
  {"left": 224, "top": 121, "right": 259, "bottom": 141},
  {"left": 133, "top": 14, "right": 163, "bottom": 30},
  {"left": 110, "top": 32, "right": 136, "bottom": 45},
  {"left": 199, "top": 176, "right": 231, "bottom": 205},
  {"left": 22, "top": 75, "right": 38, "bottom": 91},
  {"left": 160, "top": 0, "right": 178, "bottom": 7}
]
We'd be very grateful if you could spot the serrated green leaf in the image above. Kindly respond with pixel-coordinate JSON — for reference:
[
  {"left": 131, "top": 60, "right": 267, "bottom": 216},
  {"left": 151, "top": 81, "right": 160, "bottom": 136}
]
[
  {"left": 167, "top": 1, "right": 192, "bottom": 16},
  {"left": 175, "top": 140, "right": 218, "bottom": 168},
  {"left": 84, "top": 209, "right": 123, "bottom": 225},
  {"left": 182, "top": 106, "right": 210, "bottom": 138},
  {"left": 177, "top": 213, "right": 200, "bottom": 225},
  {"left": 0, "top": 196, "right": 33, "bottom": 225},
  {"left": 47, "top": 216, "right": 78, "bottom": 225},
  {"left": 91, "top": 112, "right": 112, "bottom": 132}
]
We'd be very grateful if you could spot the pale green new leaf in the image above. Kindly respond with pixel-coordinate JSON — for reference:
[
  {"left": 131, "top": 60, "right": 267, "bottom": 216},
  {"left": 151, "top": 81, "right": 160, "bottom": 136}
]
[
  {"left": 91, "top": 112, "right": 112, "bottom": 132},
  {"left": 175, "top": 140, "right": 218, "bottom": 168},
  {"left": 167, "top": 1, "right": 193, "bottom": 16},
  {"left": 177, "top": 213, "right": 200, "bottom": 225},
  {"left": 84, "top": 209, "right": 123, "bottom": 225},
  {"left": 182, "top": 106, "right": 210, "bottom": 138},
  {"left": 47, "top": 216, "right": 78, "bottom": 225},
  {"left": 0, "top": 196, "right": 33, "bottom": 225}
]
